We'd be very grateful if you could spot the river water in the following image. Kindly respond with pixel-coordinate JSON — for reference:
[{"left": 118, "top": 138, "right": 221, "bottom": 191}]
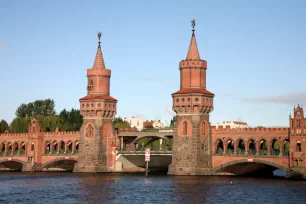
[{"left": 0, "top": 172, "right": 306, "bottom": 204}]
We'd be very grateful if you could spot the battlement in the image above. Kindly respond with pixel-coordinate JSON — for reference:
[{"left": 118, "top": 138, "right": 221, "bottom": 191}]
[
  {"left": 87, "top": 68, "right": 111, "bottom": 76},
  {"left": 0, "top": 133, "right": 29, "bottom": 137},
  {"left": 211, "top": 125, "right": 289, "bottom": 134},
  {"left": 44, "top": 131, "right": 80, "bottom": 137},
  {"left": 179, "top": 59, "right": 207, "bottom": 68}
]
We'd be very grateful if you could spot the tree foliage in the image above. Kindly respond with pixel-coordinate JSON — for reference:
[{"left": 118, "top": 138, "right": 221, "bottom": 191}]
[
  {"left": 10, "top": 99, "right": 83, "bottom": 133},
  {"left": 112, "top": 117, "right": 130, "bottom": 129},
  {"left": 59, "top": 109, "right": 83, "bottom": 131},
  {"left": 10, "top": 117, "right": 31, "bottom": 133},
  {"left": 16, "top": 99, "right": 56, "bottom": 117},
  {"left": 170, "top": 116, "right": 177, "bottom": 127},
  {"left": 0, "top": 120, "right": 9, "bottom": 133}
]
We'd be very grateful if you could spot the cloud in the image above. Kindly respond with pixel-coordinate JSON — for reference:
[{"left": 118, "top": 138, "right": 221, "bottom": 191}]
[
  {"left": 0, "top": 41, "right": 7, "bottom": 50},
  {"left": 240, "top": 92, "right": 306, "bottom": 105},
  {"left": 137, "top": 77, "right": 169, "bottom": 85}
]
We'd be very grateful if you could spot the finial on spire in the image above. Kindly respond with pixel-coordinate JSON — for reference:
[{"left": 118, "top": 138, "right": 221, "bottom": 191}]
[
  {"left": 191, "top": 19, "right": 196, "bottom": 33},
  {"left": 97, "top": 31, "right": 102, "bottom": 44}
]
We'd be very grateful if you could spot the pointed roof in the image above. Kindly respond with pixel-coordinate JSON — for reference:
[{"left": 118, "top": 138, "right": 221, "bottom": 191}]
[
  {"left": 93, "top": 32, "right": 106, "bottom": 69},
  {"left": 186, "top": 31, "right": 200, "bottom": 60}
]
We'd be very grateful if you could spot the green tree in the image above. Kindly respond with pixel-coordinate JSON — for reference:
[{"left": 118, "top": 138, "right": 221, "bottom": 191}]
[
  {"left": 0, "top": 120, "right": 9, "bottom": 133},
  {"left": 15, "top": 99, "right": 56, "bottom": 117},
  {"left": 10, "top": 117, "right": 31, "bottom": 133},
  {"left": 59, "top": 109, "right": 83, "bottom": 131},
  {"left": 40, "top": 115, "right": 63, "bottom": 132},
  {"left": 170, "top": 116, "right": 177, "bottom": 127},
  {"left": 112, "top": 117, "right": 130, "bottom": 129}
]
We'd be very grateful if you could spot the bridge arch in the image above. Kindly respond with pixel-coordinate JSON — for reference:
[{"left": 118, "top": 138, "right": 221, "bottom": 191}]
[
  {"left": 130, "top": 135, "right": 171, "bottom": 145},
  {"left": 42, "top": 157, "right": 78, "bottom": 171},
  {"left": 0, "top": 159, "right": 27, "bottom": 171},
  {"left": 214, "top": 158, "right": 289, "bottom": 176}
]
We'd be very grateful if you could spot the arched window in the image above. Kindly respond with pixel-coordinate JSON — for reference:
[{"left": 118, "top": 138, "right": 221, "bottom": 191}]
[{"left": 183, "top": 121, "right": 187, "bottom": 135}]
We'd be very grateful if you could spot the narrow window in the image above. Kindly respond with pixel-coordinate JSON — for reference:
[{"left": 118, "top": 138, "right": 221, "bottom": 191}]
[
  {"left": 183, "top": 121, "right": 187, "bottom": 135},
  {"left": 31, "top": 143, "right": 35, "bottom": 151},
  {"left": 202, "top": 122, "right": 205, "bottom": 135}
]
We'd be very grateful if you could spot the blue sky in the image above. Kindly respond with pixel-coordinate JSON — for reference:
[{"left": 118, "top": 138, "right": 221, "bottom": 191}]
[{"left": 1, "top": 0, "right": 306, "bottom": 127}]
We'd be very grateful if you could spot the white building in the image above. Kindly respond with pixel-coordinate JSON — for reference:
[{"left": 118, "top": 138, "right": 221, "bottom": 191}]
[
  {"left": 153, "top": 120, "right": 164, "bottom": 129},
  {"left": 212, "top": 121, "right": 248, "bottom": 129},
  {"left": 121, "top": 117, "right": 144, "bottom": 131}
]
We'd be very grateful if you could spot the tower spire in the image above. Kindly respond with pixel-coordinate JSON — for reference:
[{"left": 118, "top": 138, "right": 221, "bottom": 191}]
[
  {"left": 186, "top": 19, "right": 200, "bottom": 60},
  {"left": 93, "top": 31, "right": 106, "bottom": 69}
]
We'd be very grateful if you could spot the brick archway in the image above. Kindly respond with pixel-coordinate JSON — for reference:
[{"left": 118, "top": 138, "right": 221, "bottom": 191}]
[
  {"left": 214, "top": 158, "right": 289, "bottom": 173},
  {"left": 0, "top": 159, "right": 26, "bottom": 171},
  {"left": 42, "top": 157, "right": 78, "bottom": 169}
]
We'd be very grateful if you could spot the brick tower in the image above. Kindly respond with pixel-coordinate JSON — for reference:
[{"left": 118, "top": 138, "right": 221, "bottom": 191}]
[
  {"left": 74, "top": 32, "right": 117, "bottom": 172},
  {"left": 289, "top": 105, "right": 306, "bottom": 174},
  {"left": 168, "top": 20, "right": 215, "bottom": 175}
]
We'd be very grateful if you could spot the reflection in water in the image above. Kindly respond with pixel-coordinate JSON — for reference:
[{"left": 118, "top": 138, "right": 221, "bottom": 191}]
[{"left": 0, "top": 172, "right": 306, "bottom": 204}]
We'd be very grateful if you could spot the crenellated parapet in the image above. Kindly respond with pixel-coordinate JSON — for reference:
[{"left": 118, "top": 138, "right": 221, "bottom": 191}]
[
  {"left": 172, "top": 90, "right": 214, "bottom": 115},
  {"left": 211, "top": 126, "right": 289, "bottom": 134},
  {"left": 80, "top": 95, "right": 117, "bottom": 119},
  {"left": 0, "top": 133, "right": 29, "bottom": 138},
  {"left": 179, "top": 59, "right": 207, "bottom": 69}
]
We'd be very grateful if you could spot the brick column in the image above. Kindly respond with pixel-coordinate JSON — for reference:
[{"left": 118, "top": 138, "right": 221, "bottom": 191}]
[
  {"left": 49, "top": 143, "right": 53, "bottom": 154},
  {"left": 234, "top": 141, "right": 238, "bottom": 155},
  {"left": 72, "top": 142, "right": 75, "bottom": 154},
  {"left": 245, "top": 141, "right": 249, "bottom": 155},
  {"left": 256, "top": 141, "right": 260, "bottom": 156},
  {"left": 279, "top": 140, "right": 284, "bottom": 156},
  {"left": 18, "top": 142, "right": 21, "bottom": 155},
  {"left": 267, "top": 141, "right": 271, "bottom": 156},
  {"left": 223, "top": 141, "right": 227, "bottom": 155}
]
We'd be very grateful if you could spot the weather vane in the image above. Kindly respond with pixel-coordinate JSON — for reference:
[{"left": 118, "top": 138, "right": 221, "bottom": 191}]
[
  {"left": 191, "top": 19, "right": 196, "bottom": 31},
  {"left": 97, "top": 31, "right": 102, "bottom": 43}
]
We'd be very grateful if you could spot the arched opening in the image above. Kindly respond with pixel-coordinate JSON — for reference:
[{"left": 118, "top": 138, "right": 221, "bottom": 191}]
[
  {"left": 183, "top": 121, "right": 187, "bottom": 135},
  {"left": 296, "top": 141, "right": 302, "bottom": 152},
  {"left": 0, "top": 161, "right": 23, "bottom": 171},
  {"left": 0, "top": 143, "right": 5, "bottom": 156},
  {"left": 67, "top": 141, "right": 73, "bottom": 153},
  {"left": 43, "top": 159, "right": 77, "bottom": 172},
  {"left": 215, "top": 140, "right": 224, "bottom": 155},
  {"left": 52, "top": 141, "right": 58, "bottom": 154},
  {"left": 75, "top": 141, "right": 79, "bottom": 153},
  {"left": 45, "top": 141, "right": 51, "bottom": 154},
  {"left": 134, "top": 137, "right": 172, "bottom": 151},
  {"left": 20, "top": 142, "right": 26, "bottom": 155},
  {"left": 227, "top": 140, "right": 234, "bottom": 154},
  {"left": 59, "top": 141, "right": 65, "bottom": 154},
  {"left": 271, "top": 139, "right": 280, "bottom": 155},
  {"left": 259, "top": 139, "right": 268, "bottom": 155},
  {"left": 215, "top": 160, "right": 286, "bottom": 177},
  {"left": 248, "top": 140, "right": 256, "bottom": 155},
  {"left": 7, "top": 143, "right": 12, "bottom": 155},
  {"left": 13, "top": 142, "right": 19, "bottom": 155},
  {"left": 237, "top": 139, "right": 245, "bottom": 155},
  {"left": 283, "top": 140, "right": 290, "bottom": 156}
]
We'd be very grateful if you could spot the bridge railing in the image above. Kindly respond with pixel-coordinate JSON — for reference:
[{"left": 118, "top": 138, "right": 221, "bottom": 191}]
[{"left": 117, "top": 150, "right": 172, "bottom": 154}]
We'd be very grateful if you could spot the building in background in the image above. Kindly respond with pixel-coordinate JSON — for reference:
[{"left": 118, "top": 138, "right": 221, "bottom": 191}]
[
  {"left": 153, "top": 120, "right": 164, "bottom": 129},
  {"left": 121, "top": 117, "right": 143, "bottom": 131},
  {"left": 212, "top": 121, "right": 248, "bottom": 129},
  {"left": 143, "top": 120, "right": 165, "bottom": 129}
]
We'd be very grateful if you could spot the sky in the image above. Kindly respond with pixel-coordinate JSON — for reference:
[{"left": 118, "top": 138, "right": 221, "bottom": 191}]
[{"left": 1, "top": 0, "right": 306, "bottom": 127}]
